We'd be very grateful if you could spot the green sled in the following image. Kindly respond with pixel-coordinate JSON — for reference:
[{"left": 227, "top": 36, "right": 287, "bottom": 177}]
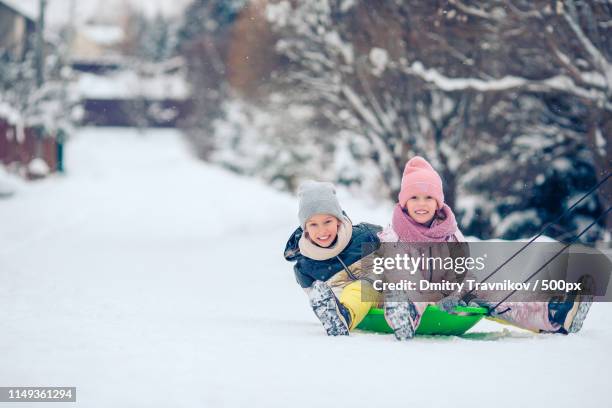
[{"left": 356, "top": 305, "right": 488, "bottom": 336}]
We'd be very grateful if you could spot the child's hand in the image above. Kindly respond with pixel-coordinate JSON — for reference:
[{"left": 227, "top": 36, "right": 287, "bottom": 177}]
[{"left": 437, "top": 295, "right": 466, "bottom": 313}]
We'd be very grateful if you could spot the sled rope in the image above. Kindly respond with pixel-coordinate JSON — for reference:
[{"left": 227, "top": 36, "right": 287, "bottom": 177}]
[
  {"left": 463, "top": 172, "right": 611, "bottom": 300},
  {"left": 490, "top": 205, "right": 611, "bottom": 312}
]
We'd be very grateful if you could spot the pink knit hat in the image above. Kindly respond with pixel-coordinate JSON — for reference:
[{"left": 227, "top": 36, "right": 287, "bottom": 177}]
[{"left": 398, "top": 156, "right": 444, "bottom": 209}]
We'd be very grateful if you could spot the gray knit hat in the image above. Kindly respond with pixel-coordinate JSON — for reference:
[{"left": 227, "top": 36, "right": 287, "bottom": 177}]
[{"left": 297, "top": 180, "right": 344, "bottom": 228}]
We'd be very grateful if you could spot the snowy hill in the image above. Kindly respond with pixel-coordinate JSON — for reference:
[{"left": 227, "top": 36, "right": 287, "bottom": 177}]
[{"left": 0, "top": 128, "right": 610, "bottom": 407}]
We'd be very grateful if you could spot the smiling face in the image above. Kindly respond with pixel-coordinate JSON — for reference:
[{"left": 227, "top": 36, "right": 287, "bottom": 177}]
[
  {"left": 404, "top": 194, "right": 438, "bottom": 224},
  {"left": 305, "top": 214, "right": 341, "bottom": 247}
]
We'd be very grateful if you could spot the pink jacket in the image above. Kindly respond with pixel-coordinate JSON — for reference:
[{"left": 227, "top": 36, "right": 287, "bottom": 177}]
[
  {"left": 378, "top": 205, "right": 469, "bottom": 302},
  {"left": 377, "top": 223, "right": 470, "bottom": 303},
  {"left": 379, "top": 211, "right": 560, "bottom": 333}
]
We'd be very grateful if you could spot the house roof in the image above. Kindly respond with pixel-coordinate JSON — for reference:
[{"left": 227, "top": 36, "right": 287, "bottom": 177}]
[{"left": 0, "top": 0, "right": 38, "bottom": 21}]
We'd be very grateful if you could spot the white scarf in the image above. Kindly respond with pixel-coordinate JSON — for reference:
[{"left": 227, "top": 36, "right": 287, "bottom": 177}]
[{"left": 298, "top": 216, "right": 353, "bottom": 261}]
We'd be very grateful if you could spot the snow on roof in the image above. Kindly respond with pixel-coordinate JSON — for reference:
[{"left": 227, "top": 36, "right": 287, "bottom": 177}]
[
  {"left": 80, "top": 24, "right": 125, "bottom": 46},
  {"left": 77, "top": 70, "right": 190, "bottom": 100},
  {"left": 0, "top": 101, "right": 22, "bottom": 125},
  {"left": 1, "top": 0, "right": 38, "bottom": 21}
]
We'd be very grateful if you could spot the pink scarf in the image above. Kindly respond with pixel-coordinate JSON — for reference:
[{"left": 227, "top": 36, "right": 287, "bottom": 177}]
[{"left": 391, "top": 203, "right": 458, "bottom": 242}]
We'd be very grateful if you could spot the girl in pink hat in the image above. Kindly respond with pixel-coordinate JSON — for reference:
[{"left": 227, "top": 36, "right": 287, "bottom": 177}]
[
  {"left": 378, "top": 156, "right": 469, "bottom": 340},
  {"left": 378, "top": 156, "right": 591, "bottom": 340},
  {"left": 380, "top": 156, "right": 463, "bottom": 243}
]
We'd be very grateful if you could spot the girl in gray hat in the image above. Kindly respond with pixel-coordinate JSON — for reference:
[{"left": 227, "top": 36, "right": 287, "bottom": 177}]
[{"left": 283, "top": 180, "right": 382, "bottom": 335}]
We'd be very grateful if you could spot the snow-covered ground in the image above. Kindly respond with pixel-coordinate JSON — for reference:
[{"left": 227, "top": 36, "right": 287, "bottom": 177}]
[{"left": 1, "top": 127, "right": 610, "bottom": 407}]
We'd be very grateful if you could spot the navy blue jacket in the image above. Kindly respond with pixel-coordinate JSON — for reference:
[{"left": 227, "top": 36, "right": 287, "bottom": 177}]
[{"left": 283, "top": 222, "right": 382, "bottom": 288}]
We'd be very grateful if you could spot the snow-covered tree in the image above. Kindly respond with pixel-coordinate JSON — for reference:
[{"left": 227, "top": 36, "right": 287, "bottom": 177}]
[
  {"left": 265, "top": 0, "right": 491, "bottom": 206},
  {"left": 0, "top": 48, "right": 79, "bottom": 149},
  {"left": 415, "top": 0, "right": 612, "bottom": 237},
  {"left": 177, "top": 0, "right": 250, "bottom": 154},
  {"left": 208, "top": 95, "right": 338, "bottom": 191},
  {"left": 121, "top": 10, "right": 179, "bottom": 63},
  {"left": 264, "top": 0, "right": 610, "bottom": 241},
  {"left": 456, "top": 93, "right": 604, "bottom": 240},
  {"left": 175, "top": 0, "right": 609, "bottom": 241}
]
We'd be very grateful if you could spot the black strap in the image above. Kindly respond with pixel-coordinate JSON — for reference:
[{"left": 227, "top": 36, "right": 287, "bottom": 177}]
[
  {"left": 462, "top": 173, "right": 611, "bottom": 300},
  {"left": 336, "top": 255, "right": 358, "bottom": 281},
  {"left": 490, "top": 205, "right": 611, "bottom": 312}
]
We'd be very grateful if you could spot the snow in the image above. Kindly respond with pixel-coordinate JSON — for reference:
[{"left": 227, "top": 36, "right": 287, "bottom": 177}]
[
  {"left": 567, "top": 192, "right": 599, "bottom": 212},
  {"left": 39, "top": 0, "right": 194, "bottom": 29},
  {"left": 456, "top": 194, "right": 487, "bottom": 227},
  {"left": 595, "top": 128, "right": 606, "bottom": 157},
  {"left": 27, "top": 157, "right": 50, "bottom": 177},
  {"left": 552, "top": 157, "right": 572, "bottom": 172},
  {"left": 403, "top": 61, "right": 611, "bottom": 110},
  {"left": 324, "top": 31, "right": 354, "bottom": 65},
  {"left": 1, "top": 0, "right": 38, "bottom": 20},
  {"left": 514, "top": 134, "right": 555, "bottom": 150},
  {"left": 265, "top": 1, "right": 291, "bottom": 27},
  {"left": 80, "top": 24, "right": 125, "bottom": 46},
  {"left": 0, "top": 166, "right": 19, "bottom": 198},
  {"left": 408, "top": 61, "right": 528, "bottom": 91},
  {"left": 77, "top": 70, "right": 190, "bottom": 100},
  {"left": 369, "top": 47, "right": 388, "bottom": 76},
  {"left": 1, "top": 127, "right": 611, "bottom": 407},
  {"left": 494, "top": 209, "right": 539, "bottom": 237},
  {"left": 287, "top": 104, "right": 316, "bottom": 121},
  {"left": 340, "top": 0, "right": 356, "bottom": 12},
  {"left": 0, "top": 101, "right": 22, "bottom": 125}
]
